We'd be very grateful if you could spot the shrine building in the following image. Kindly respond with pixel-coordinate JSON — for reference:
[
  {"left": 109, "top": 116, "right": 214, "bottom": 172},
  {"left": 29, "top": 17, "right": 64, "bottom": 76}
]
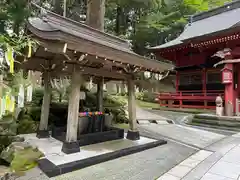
[{"left": 150, "top": 1, "right": 240, "bottom": 116}]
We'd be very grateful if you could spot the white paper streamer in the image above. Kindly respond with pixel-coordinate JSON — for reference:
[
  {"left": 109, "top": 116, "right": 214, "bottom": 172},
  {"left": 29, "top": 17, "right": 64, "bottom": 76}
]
[
  {"left": 27, "top": 85, "right": 33, "bottom": 102},
  {"left": 1, "top": 97, "right": 6, "bottom": 117},
  {"left": 80, "top": 91, "right": 86, "bottom": 100},
  {"left": 10, "top": 96, "right": 15, "bottom": 112},
  {"left": 18, "top": 84, "right": 24, "bottom": 108}
]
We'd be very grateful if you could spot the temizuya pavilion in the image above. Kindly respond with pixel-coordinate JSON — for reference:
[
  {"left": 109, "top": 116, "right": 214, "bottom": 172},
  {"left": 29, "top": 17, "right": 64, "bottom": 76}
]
[{"left": 23, "top": 9, "right": 173, "bottom": 154}]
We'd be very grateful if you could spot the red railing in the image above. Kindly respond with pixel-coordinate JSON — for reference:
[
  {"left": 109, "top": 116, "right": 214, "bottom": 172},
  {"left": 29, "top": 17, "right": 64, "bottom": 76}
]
[{"left": 156, "top": 90, "right": 224, "bottom": 109}]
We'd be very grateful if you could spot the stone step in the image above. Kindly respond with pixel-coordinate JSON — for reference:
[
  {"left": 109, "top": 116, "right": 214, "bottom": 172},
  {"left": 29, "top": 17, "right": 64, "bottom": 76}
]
[{"left": 189, "top": 117, "right": 240, "bottom": 132}]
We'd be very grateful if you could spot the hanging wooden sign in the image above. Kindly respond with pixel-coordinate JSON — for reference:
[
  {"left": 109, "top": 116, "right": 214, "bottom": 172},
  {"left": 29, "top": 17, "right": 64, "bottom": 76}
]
[{"left": 222, "top": 68, "right": 232, "bottom": 84}]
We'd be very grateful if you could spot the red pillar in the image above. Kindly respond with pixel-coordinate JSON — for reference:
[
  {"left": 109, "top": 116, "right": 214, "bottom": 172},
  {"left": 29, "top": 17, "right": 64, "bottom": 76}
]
[
  {"left": 224, "top": 63, "right": 234, "bottom": 115},
  {"left": 237, "top": 64, "right": 240, "bottom": 114},
  {"left": 202, "top": 68, "right": 207, "bottom": 109},
  {"left": 238, "top": 64, "right": 240, "bottom": 95},
  {"left": 176, "top": 71, "right": 179, "bottom": 93}
]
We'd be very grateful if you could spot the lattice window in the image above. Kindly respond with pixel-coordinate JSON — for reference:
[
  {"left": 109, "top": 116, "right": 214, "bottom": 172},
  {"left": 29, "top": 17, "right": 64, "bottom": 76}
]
[
  {"left": 207, "top": 72, "right": 221, "bottom": 83},
  {"left": 179, "top": 73, "right": 202, "bottom": 85}
]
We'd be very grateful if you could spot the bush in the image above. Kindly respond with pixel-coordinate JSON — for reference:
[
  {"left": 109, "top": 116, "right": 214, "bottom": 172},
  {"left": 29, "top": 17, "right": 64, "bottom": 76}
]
[
  {"left": 31, "top": 88, "right": 44, "bottom": 106},
  {"left": 0, "top": 136, "right": 13, "bottom": 154},
  {"left": 27, "top": 107, "right": 41, "bottom": 122},
  {"left": 104, "top": 95, "right": 127, "bottom": 107},
  {"left": 85, "top": 92, "right": 97, "bottom": 107},
  {"left": 135, "top": 92, "right": 144, "bottom": 101},
  {"left": 142, "top": 91, "right": 156, "bottom": 103}
]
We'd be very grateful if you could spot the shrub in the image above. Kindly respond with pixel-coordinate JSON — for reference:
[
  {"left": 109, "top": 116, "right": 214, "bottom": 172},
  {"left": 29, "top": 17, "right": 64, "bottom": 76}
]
[
  {"left": 31, "top": 88, "right": 44, "bottom": 106},
  {"left": 142, "top": 91, "right": 156, "bottom": 103},
  {"left": 17, "top": 115, "right": 38, "bottom": 134},
  {"left": 135, "top": 92, "right": 144, "bottom": 101},
  {"left": 104, "top": 95, "right": 126, "bottom": 107},
  {"left": 27, "top": 107, "right": 41, "bottom": 122},
  {"left": 0, "top": 136, "right": 13, "bottom": 154},
  {"left": 85, "top": 92, "right": 97, "bottom": 107}
]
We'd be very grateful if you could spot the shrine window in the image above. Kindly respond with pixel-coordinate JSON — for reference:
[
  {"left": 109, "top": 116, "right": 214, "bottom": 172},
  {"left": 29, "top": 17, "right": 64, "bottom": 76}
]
[
  {"left": 179, "top": 72, "right": 202, "bottom": 85},
  {"left": 207, "top": 71, "right": 221, "bottom": 83}
]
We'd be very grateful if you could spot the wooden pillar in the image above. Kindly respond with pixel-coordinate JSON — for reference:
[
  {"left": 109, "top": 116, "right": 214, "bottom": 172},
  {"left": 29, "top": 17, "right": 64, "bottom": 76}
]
[
  {"left": 202, "top": 68, "right": 207, "bottom": 109},
  {"left": 97, "top": 77, "right": 104, "bottom": 112},
  {"left": 62, "top": 67, "right": 81, "bottom": 154},
  {"left": 37, "top": 71, "right": 51, "bottom": 138},
  {"left": 126, "top": 76, "right": 140, "bottom": 140},
  {"left": 224, "top": 63, "right": 234, "bottom": 116},
  {"left": 237, "top": 64, "right": 240, "bottom": 95},
  {"left": 176, "top": 71, "right": 179, "bottom": 93}
]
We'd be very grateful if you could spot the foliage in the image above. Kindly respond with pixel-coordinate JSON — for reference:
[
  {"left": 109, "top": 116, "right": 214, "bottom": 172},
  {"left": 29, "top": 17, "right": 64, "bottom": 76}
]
[
  {"left": 0, "top": 115, "right": 18, "bottom": 136},
  {"left": 31, "top": 87, "right": 44, "bottom": 106},
  {"left": 1, "top": 142, "right": 43, "bottom": 172},
  {"left": 50, "top": 77, "right": 70, "bottom": 103},
  {"left": 136, "top": 91, "right": 156, "bottom": 102},
  {"left": 10, "top": 147, "right": 43, "bottom": 172},
  {"left": 136, "top": 100, "right": 160, "bottom": 109},
  {"left": 0, "top": 0, "right": 31, "bottom": 34},
  {"left": 17, "top": 116, "right": 38, "bottom": 134}
]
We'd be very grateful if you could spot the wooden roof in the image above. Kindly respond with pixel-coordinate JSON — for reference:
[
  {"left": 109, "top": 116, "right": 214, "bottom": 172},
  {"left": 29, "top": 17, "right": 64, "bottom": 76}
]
[
  {"left": 24, "top": 8, "right": 173, "bottom": 80},
  {"left": 150, "top": 1, "right": 240, "bottom": 50}
]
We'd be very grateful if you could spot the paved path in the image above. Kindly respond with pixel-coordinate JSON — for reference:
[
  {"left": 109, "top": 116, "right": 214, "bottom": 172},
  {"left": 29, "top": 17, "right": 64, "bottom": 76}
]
[
  {"left": 136, "top": 107, "right": 169, "bottom": 121},
  {"left": 17, "top": 107, "right": 239, "bottom": 180},
  {"left": 140, "top": 124, "right": 225, "bottom": 149},
  {"left": 148, "top": 109, "right": 236, "bottom": 136},
  {"left": 157, "top": 133, "right": 240, "bottom": 180},
  {"left": 16, "top": 141, "right": 196, "bottom": 180}
]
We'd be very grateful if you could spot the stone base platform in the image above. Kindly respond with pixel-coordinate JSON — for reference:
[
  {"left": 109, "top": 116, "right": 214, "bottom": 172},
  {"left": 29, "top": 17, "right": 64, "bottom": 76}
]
[
  {"left": 20, "top": 134, "right": 166, "bottom": 177},
  {"left": 188, "top": 114, "right": 240, "bottom": 132}
]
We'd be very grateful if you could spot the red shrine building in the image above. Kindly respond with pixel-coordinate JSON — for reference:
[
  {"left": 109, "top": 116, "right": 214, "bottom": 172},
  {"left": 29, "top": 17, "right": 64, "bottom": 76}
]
[{"left": 150, "top": 1, "right": 240, "bottom": 115}]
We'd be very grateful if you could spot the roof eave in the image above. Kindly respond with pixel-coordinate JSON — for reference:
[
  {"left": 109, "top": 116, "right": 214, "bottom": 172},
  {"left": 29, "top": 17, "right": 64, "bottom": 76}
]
[{"left": 28, "top": 23, "right": 173, "bottom": 73}]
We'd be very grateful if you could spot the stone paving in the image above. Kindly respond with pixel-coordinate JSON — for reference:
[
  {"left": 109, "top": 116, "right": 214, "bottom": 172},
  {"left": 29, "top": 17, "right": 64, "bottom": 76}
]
[
  {"left": 157, "top": 150, "right": 213, "bottom": 180},
  {"left": 156, "top": 132, "right": 240, "bottom": 180},
  {"left": 15, "top": 141, "right": 196, "bottom": 180},
  {"left": 15, "top": 108, "right": 240, "bottom": 180},
  {"left": 20, "top": 133, "right": 156, "bottom": 166},
  {"left": 140, "top": 123, "right": 225, "bottom": 149}
]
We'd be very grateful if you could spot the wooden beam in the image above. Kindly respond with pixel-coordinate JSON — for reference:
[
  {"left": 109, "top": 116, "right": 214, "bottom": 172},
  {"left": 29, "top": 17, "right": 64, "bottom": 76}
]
[
  {"left": 37, "top": 63, "right": 51, "bottom": 138},
  {"left": 126, "top": 75, "right": 140, "bottom": 140},
  {"left": 51, "top": 65, "right": 130, "bottom": 80},
  {"left": 97, "top": 77, "right": 104, "bottom": 112},
  {"left": 127, "top": 77, "right": 137, "bottom": 132},
  {"left": 30, "top": 37, "right": 172, "bottom": 72}
]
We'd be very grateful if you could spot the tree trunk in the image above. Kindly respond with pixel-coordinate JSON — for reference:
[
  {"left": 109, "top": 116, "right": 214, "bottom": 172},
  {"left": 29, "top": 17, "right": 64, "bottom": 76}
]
[
  {"left": 53, "top": 0, "right": 63, "bottom": 15},
  {"left": 86, "top": 0, "right": 105, "bottom": 31},
  {"left": 116, "top": 6, "right": 121, "bottom": 35},
  {"left": 13, "top": 22, "right": 20, "bottom": 35},
  {"left": 59, "top": 93, "right": 62, "bottom": 103}
]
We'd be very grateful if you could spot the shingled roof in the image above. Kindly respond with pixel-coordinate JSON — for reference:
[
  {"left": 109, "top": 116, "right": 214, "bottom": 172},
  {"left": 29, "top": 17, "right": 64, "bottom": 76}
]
[
  {"left": 27, "top": 9, "right": 173, "bottom": 73},
  {"left": 150, "top": 0, "right": 240, "bottom": 50}
]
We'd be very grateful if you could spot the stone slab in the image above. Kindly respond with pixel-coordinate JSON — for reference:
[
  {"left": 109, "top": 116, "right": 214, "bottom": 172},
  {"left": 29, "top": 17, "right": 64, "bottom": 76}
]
[
  {"left": 140, "top": 124, "right": 225, "bottom": 149},
  {"left": 157, "top": 173, "right": 180, "bottom": 180},
  {"left": 201, "top": 172, "right": 235, "bottom": 180},
  {"left": 168, "top": 165, "right": 192, "bottom": 177},
  {"left": 20, "top": 133, "right": 168, "bottom": 177},
  {"left": 182, "top": 152, "right": 223, "bottom": 180},
  {"left": 209, "top": 160, "right": 240, "bottom": 179}
]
